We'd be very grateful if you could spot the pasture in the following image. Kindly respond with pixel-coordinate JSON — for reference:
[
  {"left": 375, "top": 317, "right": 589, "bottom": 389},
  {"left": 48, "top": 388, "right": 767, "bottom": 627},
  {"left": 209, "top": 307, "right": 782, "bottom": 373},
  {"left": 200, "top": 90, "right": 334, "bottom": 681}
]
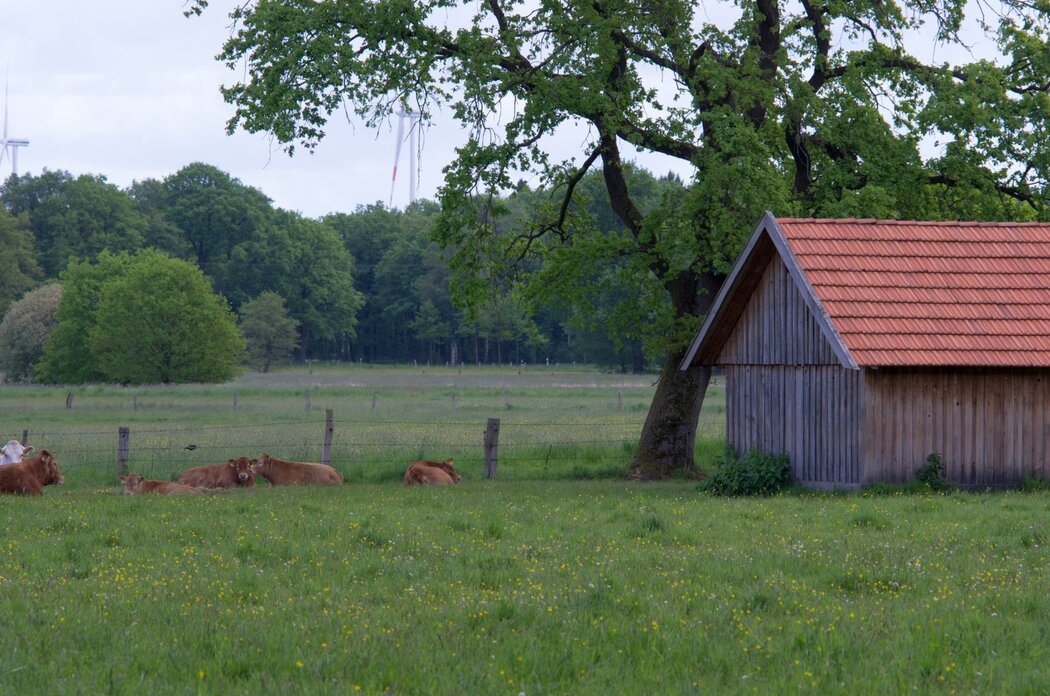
[{"left": 1, "top": 366, "right": 1049, "bottom": 693}]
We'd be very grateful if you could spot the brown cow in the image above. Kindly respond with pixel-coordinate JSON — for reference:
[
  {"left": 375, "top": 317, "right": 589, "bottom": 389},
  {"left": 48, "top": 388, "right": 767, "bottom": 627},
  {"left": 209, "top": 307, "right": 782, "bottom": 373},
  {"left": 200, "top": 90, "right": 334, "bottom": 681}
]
[
  {"left": 178, "top": 457, "right": 256, "bottom": 489},
  {"left": 253, "top": 453, "right": 343, "bottom": 486},
  {"left": 403, "top": 458, "right": 460, "bottom": 486},
  {"left": 120, "top": 473, "right": 202, "bottom": 495},
  {"left": 0, "top": 449, "right": 64, "bottom": 495}
]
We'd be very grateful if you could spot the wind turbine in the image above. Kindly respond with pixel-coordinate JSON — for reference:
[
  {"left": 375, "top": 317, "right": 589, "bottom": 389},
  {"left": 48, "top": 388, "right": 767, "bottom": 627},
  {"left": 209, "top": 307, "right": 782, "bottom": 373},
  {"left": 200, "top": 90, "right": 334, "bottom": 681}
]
[
  {"left": 0, "top": 78, "right": 30, "bottom": 177},
  {"left": 389, "top": 105, "right": 421, "bottom": 208}
]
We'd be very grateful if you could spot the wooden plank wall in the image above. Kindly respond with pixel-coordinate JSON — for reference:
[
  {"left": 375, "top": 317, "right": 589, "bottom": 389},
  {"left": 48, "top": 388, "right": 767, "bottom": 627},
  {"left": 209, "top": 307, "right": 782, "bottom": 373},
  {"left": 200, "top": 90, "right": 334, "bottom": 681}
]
[
  {"left": 725, "top": 365, "right": 863, "bottom": 487},
  {"left": 718, "top": 254, "right": 839, "bottom": 366},
  {"left": 863, "top": 368, "right": 1050, "bottom": 487}
]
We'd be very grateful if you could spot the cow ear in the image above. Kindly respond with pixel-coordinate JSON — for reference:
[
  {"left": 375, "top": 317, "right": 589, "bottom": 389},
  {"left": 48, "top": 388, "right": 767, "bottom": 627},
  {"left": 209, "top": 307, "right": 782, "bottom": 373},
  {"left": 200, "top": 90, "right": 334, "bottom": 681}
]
[
  {"left": 228, "top": 459, "right": 237, "bottom": 467},
  {"left": 24, "top": 446, "right": 34, "bottom": 455},
  {"left": 119, "top": 476, "right": 127, "bottom": 483}
]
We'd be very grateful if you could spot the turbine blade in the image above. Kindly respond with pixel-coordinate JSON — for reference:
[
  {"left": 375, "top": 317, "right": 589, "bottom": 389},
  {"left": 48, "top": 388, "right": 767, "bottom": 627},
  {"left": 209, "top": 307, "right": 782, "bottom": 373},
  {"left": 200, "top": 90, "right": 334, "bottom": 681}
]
[{"left": 389, "top": 110, "right": 406, "bottom": 207}]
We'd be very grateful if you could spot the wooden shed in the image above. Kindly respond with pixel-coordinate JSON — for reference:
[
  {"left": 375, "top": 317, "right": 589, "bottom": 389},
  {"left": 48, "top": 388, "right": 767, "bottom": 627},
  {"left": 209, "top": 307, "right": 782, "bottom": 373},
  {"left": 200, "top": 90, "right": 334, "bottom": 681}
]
[{"left": 681, "top": 212, "right": 1050, "bottom": 488}]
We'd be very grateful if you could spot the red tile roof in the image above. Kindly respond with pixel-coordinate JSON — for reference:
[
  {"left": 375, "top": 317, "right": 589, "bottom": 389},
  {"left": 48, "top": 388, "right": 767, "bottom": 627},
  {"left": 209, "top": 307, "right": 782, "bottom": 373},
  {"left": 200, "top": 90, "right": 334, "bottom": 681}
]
[{"left": 777, "top": 217, "right": 1050, "bottom": 367}]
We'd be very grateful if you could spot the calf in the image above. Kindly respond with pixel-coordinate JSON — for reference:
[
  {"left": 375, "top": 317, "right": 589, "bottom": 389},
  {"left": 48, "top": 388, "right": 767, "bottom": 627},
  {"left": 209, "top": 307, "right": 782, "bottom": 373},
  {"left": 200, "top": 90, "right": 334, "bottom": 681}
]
[
  {"left": 0, "top": 449, "right": 63, "bottom": 495},
  {"left": 0, "top": 439, "right": 33, "bottom": 465},
  {"left": 120, "top": 473, "right": 202, "bottom": 495},
  {"left": 403, "top": 458, "right": 460, "bottom": 486},
  {"left": 178, "top": 457, "right": 256, "bottom": 489},
  {"left": 253, "top": 453, "right": 343, "bottom": 486}
]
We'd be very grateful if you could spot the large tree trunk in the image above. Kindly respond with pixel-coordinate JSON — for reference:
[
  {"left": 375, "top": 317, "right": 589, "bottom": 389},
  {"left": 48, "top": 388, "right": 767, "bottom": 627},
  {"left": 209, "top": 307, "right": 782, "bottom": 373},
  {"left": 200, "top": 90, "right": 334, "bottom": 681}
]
[
  {"left": 629, "top": 269, "right": 723, "bottom": 479},
  {"left": 629, "top": 351, "right": 712, "bottom": 479}
]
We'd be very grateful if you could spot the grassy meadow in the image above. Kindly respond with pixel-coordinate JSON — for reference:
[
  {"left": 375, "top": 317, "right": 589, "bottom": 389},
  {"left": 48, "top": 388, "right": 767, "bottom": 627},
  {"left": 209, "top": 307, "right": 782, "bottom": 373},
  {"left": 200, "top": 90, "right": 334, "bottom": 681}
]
[{"left": 1, "top": 366, "right": 1049, "bottom": 694}]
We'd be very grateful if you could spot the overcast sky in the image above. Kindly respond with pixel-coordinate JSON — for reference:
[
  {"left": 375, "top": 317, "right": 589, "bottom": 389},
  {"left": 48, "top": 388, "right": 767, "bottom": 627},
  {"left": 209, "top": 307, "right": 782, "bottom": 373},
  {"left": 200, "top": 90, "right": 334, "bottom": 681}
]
[
  {"left": 0, "top": 1, "right": 698, "bottom": 220},
  {"left": 1, "top": 2, "right": 995, "bottom": 221},
  {"left": 0, "top": 1, "right": 476, "bottom": 218}
]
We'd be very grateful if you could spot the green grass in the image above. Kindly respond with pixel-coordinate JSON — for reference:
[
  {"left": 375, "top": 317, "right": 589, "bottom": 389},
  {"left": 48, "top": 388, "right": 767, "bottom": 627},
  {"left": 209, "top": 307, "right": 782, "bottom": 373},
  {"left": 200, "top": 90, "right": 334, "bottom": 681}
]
[{"left": 2, "top": 483, "right": 1050, "bottom": 694}]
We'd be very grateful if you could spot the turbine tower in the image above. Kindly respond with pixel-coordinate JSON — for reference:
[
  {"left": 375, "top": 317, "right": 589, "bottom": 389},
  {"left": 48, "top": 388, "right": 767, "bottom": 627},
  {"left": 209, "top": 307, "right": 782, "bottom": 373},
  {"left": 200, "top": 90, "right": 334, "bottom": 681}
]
[
  {"left": 0, "top": 78, "right": 29, "bottom": 177},
  {"left": 389, "top": 106, "right": 421, "bottom": 208}
]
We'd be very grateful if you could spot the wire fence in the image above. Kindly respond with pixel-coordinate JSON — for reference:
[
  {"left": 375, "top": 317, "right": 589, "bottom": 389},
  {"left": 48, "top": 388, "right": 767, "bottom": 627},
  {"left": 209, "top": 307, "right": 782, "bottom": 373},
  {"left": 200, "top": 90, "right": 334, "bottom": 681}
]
[{"left": 13, "top": 412, "right": 727, "bottom": 484}]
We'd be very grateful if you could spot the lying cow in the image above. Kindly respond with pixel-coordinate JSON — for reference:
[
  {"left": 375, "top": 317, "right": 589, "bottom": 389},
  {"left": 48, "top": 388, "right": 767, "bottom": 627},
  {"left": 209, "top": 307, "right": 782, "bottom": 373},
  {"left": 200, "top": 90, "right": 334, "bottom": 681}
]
[
  {"left": 120, "top": 473, "right": 202, "bottom": 495},
  {"left": 403, "top": 458, "right": 461, "bottom": 486},
  {"left": 0, "top": 449, "right": 63, "bottom": 495},
  {"left": 253, "top": 453, "right": 343, "bottom": 486},
  {"left": 0, "top": 439, "right": 33, "bottom": 465},
  {"left": 178, "top": 457, "right": 256, "bottom": 489}
]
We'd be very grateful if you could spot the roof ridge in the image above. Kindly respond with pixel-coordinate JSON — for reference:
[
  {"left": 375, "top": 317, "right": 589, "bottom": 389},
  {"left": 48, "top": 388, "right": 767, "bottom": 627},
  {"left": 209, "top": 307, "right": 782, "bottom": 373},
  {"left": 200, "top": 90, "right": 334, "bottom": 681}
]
[{"left": 777, "top": 217, "right": 1050, "bottom": 228}]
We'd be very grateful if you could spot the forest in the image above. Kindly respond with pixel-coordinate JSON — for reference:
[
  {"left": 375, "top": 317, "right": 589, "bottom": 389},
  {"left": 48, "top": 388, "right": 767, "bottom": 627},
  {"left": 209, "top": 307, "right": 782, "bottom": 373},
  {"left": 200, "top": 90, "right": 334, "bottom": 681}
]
[{"left": 0, "top": 162, "right": 669, "bottom": 380}]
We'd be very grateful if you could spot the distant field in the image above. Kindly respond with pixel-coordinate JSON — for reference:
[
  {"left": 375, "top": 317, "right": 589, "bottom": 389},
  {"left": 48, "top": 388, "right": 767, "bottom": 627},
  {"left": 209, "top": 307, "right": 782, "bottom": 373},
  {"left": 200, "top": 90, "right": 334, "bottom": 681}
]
[{"left": 0, "top": 365, "right": 727, "bottom": 488}]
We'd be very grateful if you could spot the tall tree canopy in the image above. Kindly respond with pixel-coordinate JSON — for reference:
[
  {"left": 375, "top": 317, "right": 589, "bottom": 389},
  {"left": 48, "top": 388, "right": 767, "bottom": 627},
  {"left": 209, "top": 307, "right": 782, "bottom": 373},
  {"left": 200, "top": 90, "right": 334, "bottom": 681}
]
[{"left": 197, "top": 1, "right": 1050, "bottom": 473}]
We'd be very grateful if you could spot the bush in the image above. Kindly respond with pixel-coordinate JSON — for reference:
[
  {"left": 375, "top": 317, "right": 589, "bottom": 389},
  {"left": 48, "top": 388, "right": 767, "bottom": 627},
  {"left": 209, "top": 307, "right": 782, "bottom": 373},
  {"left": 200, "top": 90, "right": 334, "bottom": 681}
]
[
  {"left": 915, "top": 453, "right": 952, "bottom": 492},
  {"left": 699, "top": 447, "right": 791, "bottom": 496}
]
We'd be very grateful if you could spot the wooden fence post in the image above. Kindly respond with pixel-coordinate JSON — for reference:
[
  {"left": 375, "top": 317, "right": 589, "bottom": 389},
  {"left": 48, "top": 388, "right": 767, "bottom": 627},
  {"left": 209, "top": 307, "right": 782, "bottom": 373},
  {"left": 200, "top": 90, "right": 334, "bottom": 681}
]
[
  {"left": 503, "top": 390, "right": 510, "bottom": 410},
  {"left": 451, "top": 392, "right": 457, "bottom": 410},
  {"left": 321, "top": 409, "right": 334, "bottom": 467},
  {"left": 232, "top": 392, "right": 238, "bottom": 411},
  {"left": 617, "top": 390, "right": 622, "bottom": 410},
  {"left": 484, "top": 417, "right": 500, "bottom": 479},
  {"left": 371, "top": 392, "right": 377, "bottom": 412},
  {"left": 304, "top": 389, "right": 312, "bottom": 412},
  {"left": 118, "top": 426, "right": 130, "bottom": 476},
  {"left": 66, "top": 393, "right": 74, "bottom": 409},
  {"left": 133, "top": 395, "right": 139, "bottom": 411}
]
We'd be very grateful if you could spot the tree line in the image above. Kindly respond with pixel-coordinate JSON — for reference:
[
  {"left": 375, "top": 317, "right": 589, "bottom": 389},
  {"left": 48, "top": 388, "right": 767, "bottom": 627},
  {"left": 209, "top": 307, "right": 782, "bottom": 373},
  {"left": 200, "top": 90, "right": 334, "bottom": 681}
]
[{"left": 0, "top": 162, "right": 663, "bottom": 383}]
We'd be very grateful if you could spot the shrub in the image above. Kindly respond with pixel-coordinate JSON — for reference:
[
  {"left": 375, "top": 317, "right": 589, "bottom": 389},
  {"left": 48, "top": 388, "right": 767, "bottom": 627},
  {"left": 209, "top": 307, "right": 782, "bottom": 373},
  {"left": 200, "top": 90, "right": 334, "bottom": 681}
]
[
  {"left": 915, "top": 453, "right": 952, "bottom": 492},
  {"left": 699, "top": 447, "right": 791, "bottom": 496}
]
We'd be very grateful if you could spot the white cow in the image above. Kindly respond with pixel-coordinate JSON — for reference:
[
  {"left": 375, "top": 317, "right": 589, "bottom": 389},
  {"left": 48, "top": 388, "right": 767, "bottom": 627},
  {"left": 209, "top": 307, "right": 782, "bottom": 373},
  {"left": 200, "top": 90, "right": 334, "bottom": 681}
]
[{"left": 0, "top": 440, "right": 33, "bottom": 465}]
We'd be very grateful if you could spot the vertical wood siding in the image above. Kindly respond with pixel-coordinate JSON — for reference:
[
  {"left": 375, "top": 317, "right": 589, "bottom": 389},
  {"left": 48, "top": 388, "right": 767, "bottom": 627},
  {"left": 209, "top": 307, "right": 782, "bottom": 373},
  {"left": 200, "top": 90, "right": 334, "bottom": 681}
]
[
  {"left": 718, "top": 255, "right": 838, "bottom": 366},
  {"left": 863, "top": 368, "right": 1050, "bottom": 487},
  {"left": 724, "top": 365, "right": 863, "bottom": 487}
]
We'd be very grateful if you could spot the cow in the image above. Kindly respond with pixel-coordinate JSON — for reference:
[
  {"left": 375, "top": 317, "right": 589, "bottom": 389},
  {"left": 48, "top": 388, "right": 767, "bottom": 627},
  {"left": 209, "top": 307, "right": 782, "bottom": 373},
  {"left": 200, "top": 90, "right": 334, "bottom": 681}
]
[
  {"left": 178, "top": 457, "right": 256, "bottom": 489},
  {"left": 252, "top": 453, "right": 343, "bottom": 486},
  {"left": 403, "top": 458, "right": 460, "bottom": 486},
  {"left": 119, "top": 473, "right": 202, "bottom": 495},
  {"left": 0, "top": 439, "right": 33, "bottom": 465},
  {"left": 0, "top": 449, "right": 63, "bottom": 495}
]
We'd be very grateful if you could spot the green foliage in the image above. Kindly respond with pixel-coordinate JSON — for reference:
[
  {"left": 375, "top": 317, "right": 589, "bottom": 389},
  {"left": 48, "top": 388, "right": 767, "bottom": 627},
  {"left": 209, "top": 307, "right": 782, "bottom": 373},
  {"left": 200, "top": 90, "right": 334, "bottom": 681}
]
[
  {"left": 239, "top": 291, "right": 299, "bottom": 372},
  {"left": 88, "top": 251, "right": 245, "bottom": 384},
  {"left": 0, "top": 209, "right": 43, "bottom": 316},
  {"left": 38, "top": 250, "right": 245, "bottom": 385},
  {"left": 0, "top": 283, "right": 62, "bottom": 383},
  {"left": 699, "top": 447, "right": 792, "bottom": 497},
  {"left": 1, "top": 170, "right": 148, "bottom": 276},
  {"left": 915, "top": 453, "right": 953, "bottom": 493}
]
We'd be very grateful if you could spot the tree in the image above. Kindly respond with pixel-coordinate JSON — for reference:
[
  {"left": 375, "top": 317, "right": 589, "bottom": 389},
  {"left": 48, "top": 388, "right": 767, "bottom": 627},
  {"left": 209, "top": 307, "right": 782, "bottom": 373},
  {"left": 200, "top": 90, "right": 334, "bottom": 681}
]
[
  {"left": 38, "top": 250, "right": 245, "bottom": 384},
  {"left": 158, "top": 162, "right": 273, "bottom": 292},
  {"left": 0, "top": 209, "right": 43, "bottom": 317},
  {"left": 89, "top": 251, "right": 245, "bottom": 384},
  {"left": 226, "top": 211, "right": 364, "bottom": 360},
  {"left": 36, "top": 251, "right": 133, "bottom": 384},
  {"left": 1, "top": 170, "right": 147, "bottom": 277},
  {"left": 0, "top": 284, "right": 62, "bottom": 383},
  {"left": 191, "top": 0, "right": 1050, "bottom": 477},
  {"left": 240, "top": 291, "right": 300, "bottom": 372}
]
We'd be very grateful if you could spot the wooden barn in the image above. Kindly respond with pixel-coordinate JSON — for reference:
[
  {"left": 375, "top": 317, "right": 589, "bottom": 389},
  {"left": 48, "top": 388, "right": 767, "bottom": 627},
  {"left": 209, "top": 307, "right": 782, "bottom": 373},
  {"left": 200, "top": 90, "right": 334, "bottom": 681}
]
[{"left": 681, "top": 212, "right": 1050, "bottom": 488}]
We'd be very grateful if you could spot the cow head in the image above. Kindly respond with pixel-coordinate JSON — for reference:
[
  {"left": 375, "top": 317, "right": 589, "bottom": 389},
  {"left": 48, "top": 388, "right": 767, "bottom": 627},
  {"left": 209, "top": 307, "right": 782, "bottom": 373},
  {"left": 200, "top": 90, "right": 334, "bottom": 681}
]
[
  {"left": 0, "top": 439, "right": 32, "bottom": 464},
  {"left": 228, "top": 456, "right": 256, "bottom": 484},
  {"left": 253, "top": 454, "right": 270, "bottom": 475},
  {"left": 38, "top": 450, "right": 64, "bottom": 485},
  {"left": 119, "top": 473, "right": 144, "bottom": 494},
  {"left": 435, "top": 458, "right": 461, "bottom": 483}
]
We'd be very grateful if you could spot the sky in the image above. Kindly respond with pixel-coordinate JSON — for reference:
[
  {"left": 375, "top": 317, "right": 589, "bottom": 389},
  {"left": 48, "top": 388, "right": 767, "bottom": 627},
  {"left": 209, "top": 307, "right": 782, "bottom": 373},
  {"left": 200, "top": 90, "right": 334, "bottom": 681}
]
[
  {"left": 0, "top": 1, "right": 475, "bottom": 218},
  {"left": 0, "top": 1, "right": 695, "bottom": 220},
  {"left": 0, "top": 2, "right": 997, "bottom": 221}
]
